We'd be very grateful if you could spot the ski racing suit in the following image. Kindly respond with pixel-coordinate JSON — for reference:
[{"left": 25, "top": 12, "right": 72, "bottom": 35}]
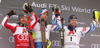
[
  {"left": 32, "top": 12, "right": 62, "bottom": 48},
  {"left": 63, "top": 19, "right": 97, "bottom": 48},
  {"left": 1, "top": 12, "right": 38, "bottom": 48}
]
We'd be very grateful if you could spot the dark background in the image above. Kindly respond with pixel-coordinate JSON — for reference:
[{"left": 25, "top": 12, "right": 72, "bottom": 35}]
[{"left": 0, "top": 0, "right": 100, "bottom": 48}]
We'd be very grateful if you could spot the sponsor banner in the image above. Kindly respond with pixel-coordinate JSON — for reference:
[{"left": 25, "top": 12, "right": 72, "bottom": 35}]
[
  {"left": 51, "top": 40, "right": 85, "bottom": 47},
  {"left": 31, "top": 2, "right": 100, "bottom": 14},
  {"left": 0, "top": 0, "right": 100, "bottom": 48}
]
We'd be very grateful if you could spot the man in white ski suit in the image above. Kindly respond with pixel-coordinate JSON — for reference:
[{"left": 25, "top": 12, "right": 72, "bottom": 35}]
[
  {"left": 32, "top": 8, "right": 62, "bottom": 48},
  {"left": 61, "top": 14, "right": 98, "bottom": 48}
]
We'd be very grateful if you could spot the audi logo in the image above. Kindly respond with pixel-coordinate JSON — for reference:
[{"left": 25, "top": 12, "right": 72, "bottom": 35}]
[
  {"left": 17, "top": 34, "right": 28, "bottom": 41},
  {"left": 51, "top": 40, "right": 60, "bottom": 46},
  {"left": 91, "top": 44, "right": 100, "bottom": 48},
  {"left": 9, "top": 36, "right": 15, "bottom": 43}
]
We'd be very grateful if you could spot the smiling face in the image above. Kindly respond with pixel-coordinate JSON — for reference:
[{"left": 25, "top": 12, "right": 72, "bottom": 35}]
[
  {"left": 40, "top": 13, "right": 48, "bottom": 20},
  {"left": 19, "top": 16, "right": 27, "bottom": 24},
  {"left": 69, "top": 19, "right": 77, "bottom": 27}
]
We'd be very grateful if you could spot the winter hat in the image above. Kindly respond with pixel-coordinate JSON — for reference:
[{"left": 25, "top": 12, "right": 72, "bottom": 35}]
[
  {"left": 18, "top": 13, "right": 27, "bottom": 20},
  {"left": 39, "top": 9, "right": 48, "bottom": 17},
  {"left": 68, "top": 15, "right": 77, "bottom": 22}
]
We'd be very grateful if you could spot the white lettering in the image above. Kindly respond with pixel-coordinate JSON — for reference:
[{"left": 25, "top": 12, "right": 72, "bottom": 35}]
[
  {"left": 61, "top": 5, "right": 70, "bottom": 11},
  {"left": 91, "top": 34, "right": 100, "bottom": 37},
  {"left": 49, "top": 4, "right": 57, "bottom": 8},
  {"left": 61, "top": 32, "right": 64, "bottom": 39},
  {"left": 31, "top": 2, "right": 47, "bottom": 8},
  {"left": 51, "top": 31, "right": 59, "bottom": 33},
  {"left": 77, "top": 22, "right": 85, "bottom": 25},
  {"left": 79, "top": 44, "right": 85, "bottom": 47},
  {"left": 49, "top": 4, "right": 52, "bottom": 8},
  {"left": 72, "top": 7, "right": 91, "bottom": 13}
]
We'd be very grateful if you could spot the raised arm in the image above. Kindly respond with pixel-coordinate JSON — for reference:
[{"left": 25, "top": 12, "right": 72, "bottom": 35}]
[
  {"left": 80, "top": 19, "right": 97, "bottom": 34},
  {"left": 30, "top": 12, "right": 38, "bottom": 28},
  {"left": 23, "top": 3, "right": 38, "bottom": 28},
  {"left": 50, "top": 6, "right": 62, "bottom": 31},
  {"left": 81, "top": 10, "right": 98, "bottom": 34},
  {"left": 1, "top": 10, "right": 16, "bottom": 32}
]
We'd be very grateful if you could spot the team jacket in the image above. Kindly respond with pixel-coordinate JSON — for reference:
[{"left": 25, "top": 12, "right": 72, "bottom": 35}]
[
  {"left": 1, "top": 12, "right": 38, "bottom": 48},
  {"left": 63, "top": 19, "right": 97, "bottom": 48},
  {"left": 32, "top": 12, "right": 62, "bottom": 42}
]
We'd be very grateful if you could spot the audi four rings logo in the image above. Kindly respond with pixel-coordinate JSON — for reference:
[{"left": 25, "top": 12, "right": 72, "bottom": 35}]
[
  {"left": 91, "top": 44, "right": 100, "bottom": 48},
  {"left": 51, "top": 40, "right": 86, "bottom": 47},
  {"left": 17, "top": 34, "right": 28, "bottom": 41},
  {"left": 9, "top": 36, "right": 15, "bottom": 43},
  {"left": 51, "top": 40, "right": 60, "bottom": 46}
]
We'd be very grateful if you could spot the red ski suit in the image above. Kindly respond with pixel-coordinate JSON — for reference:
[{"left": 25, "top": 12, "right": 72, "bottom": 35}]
[{"left": 1, "top": 12, "right": 38, "bottom": 48}]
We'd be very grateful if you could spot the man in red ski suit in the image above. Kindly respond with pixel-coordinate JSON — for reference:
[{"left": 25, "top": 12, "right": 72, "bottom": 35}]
[{"left": 1, "top": 4, "right": 38, "bottom": 48}]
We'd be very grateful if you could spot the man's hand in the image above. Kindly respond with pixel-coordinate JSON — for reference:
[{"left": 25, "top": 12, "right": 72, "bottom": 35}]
[
  {"left": 23, "top": 3, "right": 33, "bottom": 13},
  {"left": 7, "top": 10, "right": 16, "bottom": 17},
  {"left": 52, "top": 5, "right": 61, "bottom": 17}
]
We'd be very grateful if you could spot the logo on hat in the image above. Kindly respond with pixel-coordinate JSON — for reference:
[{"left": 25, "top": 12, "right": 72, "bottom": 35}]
[
  {"left": 73, "top": 16, "right": 76, "bottom": 18},
  {"left": 39, "top": 9, "right": 48, "bottom": 17}
]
